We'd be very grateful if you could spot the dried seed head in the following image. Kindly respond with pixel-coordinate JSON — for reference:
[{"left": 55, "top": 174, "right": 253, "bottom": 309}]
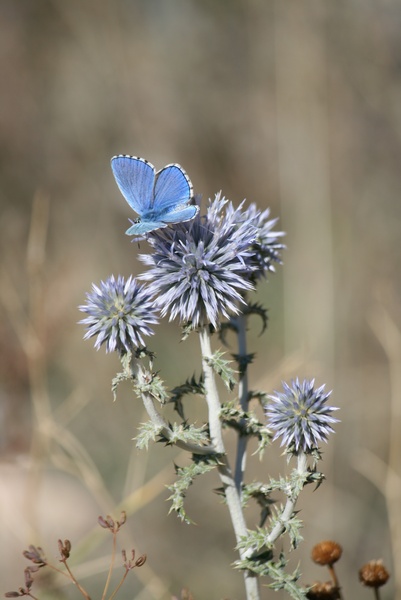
[
  {"left": 24, "top": 568, "right": 34, "bottom": 588},
  {"left": 135, "top": 554, "right": 147, "bottom": 567},
  {"left": 122, "top": 548, "right": 147, "bottom": 570},
  {"left": 359, "top": 559, "right": 390, "bottom": 588},
  {"left": 22, "top": 545, "right": 47, "bottom": 567},
  {"left": 58, "top": 539, "right": 71, "bottom": 560},
  {"left": 5, "top": 569, "right": 36, "bottom": 598},
  {"left": 306, "top": 581, "right": 340, "bottom": 599},
  {"left": 98, "top": 515, "right": 110, "bottom": 529},
  {"left": 98, "top": 511, "right": 127, "bottom": 534},
  {"left": 311, "top": 541, "right": 343, "bottom": 566}
]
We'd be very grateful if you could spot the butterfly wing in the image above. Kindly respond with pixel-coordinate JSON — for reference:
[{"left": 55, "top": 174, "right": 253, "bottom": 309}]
[
  {"left": 125, "top": 219, "right": 168, "bottom": 236},
  {"left": 111, "top": 155, "right": 155, "bottom": 214},
  {"left": 153, "top": 164, "right": 193, "bottom": 214},
  {"left": 161, "top": 204, "right": 199, "bottom": 224},
  {"left": 126, "top": 205, "right": 198, "bottom": 234},
  {"left": 112, "top": 156, "right": 198, "bottom": 236}
]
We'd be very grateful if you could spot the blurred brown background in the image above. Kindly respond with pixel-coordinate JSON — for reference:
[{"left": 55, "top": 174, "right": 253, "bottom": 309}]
[{"left": 0, "top": 1, "right": 400, "bottom": 598}]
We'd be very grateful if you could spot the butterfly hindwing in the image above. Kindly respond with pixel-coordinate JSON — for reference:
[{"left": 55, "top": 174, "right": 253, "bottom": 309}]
[
  {"left": 126, "top": 220, "right": 167, "bottom": 236},
  {"left": 154, "top": 164, "right": 193, "bottom": 214},
  {"left": 161, "top": 204, "right": 199, "bottom": 224}
]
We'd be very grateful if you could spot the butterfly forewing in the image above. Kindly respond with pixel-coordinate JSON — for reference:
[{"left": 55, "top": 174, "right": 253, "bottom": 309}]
[{"left": 111, "top": 156, "right": 155, "bottom": 214}]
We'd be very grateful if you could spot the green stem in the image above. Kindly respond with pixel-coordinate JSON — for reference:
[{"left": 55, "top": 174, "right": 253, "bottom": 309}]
[{"left": 199, "top": 326, "right": 260, "bottom": 600}]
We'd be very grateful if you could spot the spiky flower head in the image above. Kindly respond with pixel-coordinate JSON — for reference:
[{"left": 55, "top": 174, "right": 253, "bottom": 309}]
[
  {"left": 79, "top": 275, "right": 158, "bottom": 353},
  {"left": 226, "top": 202, "right": 285, "bottom": 282},
  {"left": 138, "top": 194, "right": 258, "bottom": 329},
  {"left": 265, "top": 378, "right": 339, "bottom": 453}
]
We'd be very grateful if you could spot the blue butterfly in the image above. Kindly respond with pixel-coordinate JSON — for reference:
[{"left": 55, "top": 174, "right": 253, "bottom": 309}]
[{"left": 111, "top": 155, "right": 199, "bottom": 235}]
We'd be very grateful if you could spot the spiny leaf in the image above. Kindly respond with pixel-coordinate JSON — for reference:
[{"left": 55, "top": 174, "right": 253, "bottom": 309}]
[
  {"left": 134, "top": 371, "right": 168, "bottom": 405},
  {"left": 181, "top": 323, "right": 196, "bottom": 340},
  {"left": 220, "top": 401, "right": 271, "bottom": 455},
  {"left": 135, "top": 420, "right": 163, "bottom": 450},
  {"left": 248, "top": 389, "right": 269, "bottom": 405},
  {"left": 231, "top": 352, "right": 256, "bottom": 378},
  {"left": 163, "top": 422, "right": 210, "bottom": 447},
  {"left": 205, "top": 350, "right": 237, "bottom": 391},
  {"left": 169, "top": 375, "right": 205, "bottom": 420},
  {"left": 242, "top": 302, "right": 269, "bottom": 335},
  {"left": 217, "top": 320, "right": 238, "bottom": 346},
  {"left": 111, "top": 370, "right": 131, "bottom": 401},
  {"left": 133, "top": 346, "right": 156, "bottom": 362},
  {"left": 235, "top": 551, "right": 306, "bottom": 599},
  {"left": 242, "top": 482, "right": 276, "bottom": 526},
  {"left": 167, "top": 455, "right": 219, "bottom": 524}
]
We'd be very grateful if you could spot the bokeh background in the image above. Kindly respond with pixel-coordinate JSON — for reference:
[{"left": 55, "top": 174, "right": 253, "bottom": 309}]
[{"left": 1, "top": 1, "right": 400, "bottom": 598}]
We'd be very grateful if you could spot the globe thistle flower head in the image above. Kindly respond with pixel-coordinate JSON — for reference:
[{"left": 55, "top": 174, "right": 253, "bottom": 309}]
[
  {"left": 265, "top": 378, "right": 339, "bottom": 453},
  {"left": 138, "top": 193, "right": 257, "bottom": 329},
  {"left": 79, "top": 275, "right": 158, "bottom": 353},
  {"left": 226, "top": 202, "right": 285, "bottom": 282},
  {"left": 245, "top": 204, "right": 285, "bottom": 281}
]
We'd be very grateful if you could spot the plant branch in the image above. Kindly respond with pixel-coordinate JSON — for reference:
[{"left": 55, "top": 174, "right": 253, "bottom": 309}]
[
  {"left": 134, "top": 362, "right": 216, "bottom": 456},
  {"left": 199, "top": 326, "right": 260, "bottom": 600},
  {"left": 266, "top": 452, "right": 308, "bottom": 545},
  {"left": 59, "top": 561, "right": 92, "bottom": 600}
]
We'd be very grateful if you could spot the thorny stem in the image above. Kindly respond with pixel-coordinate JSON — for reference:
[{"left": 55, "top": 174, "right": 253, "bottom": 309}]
[
  {"left": 266, "top": 452, "right": 308, "bottom": 545},
  {"left": 199, "top": 326, "right": 260, "bottom": 600},
  {"left": 234, "top": 312, "right": 250, "bottom": 493}
]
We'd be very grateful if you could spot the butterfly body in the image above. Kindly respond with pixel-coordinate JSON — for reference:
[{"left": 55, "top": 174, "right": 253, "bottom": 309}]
[{"left": 111, "top": 155, "right": 199, "bottom": 235}]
